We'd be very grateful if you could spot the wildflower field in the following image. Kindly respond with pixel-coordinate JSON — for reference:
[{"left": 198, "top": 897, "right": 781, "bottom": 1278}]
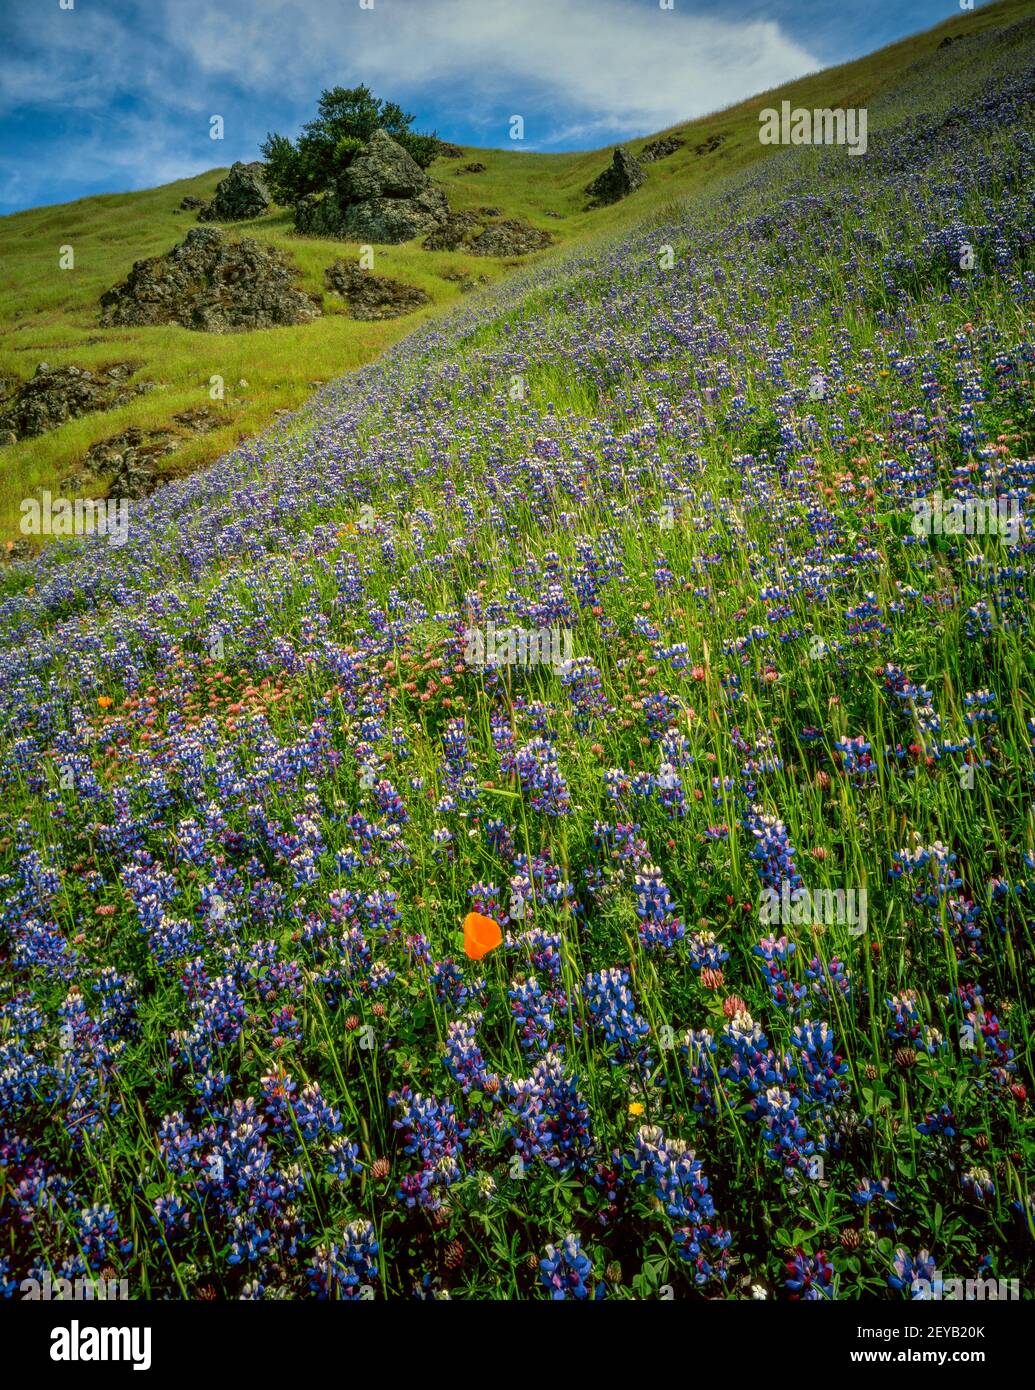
[{"left": 1, "top": 15, "right": 1034, "bottom": 1304}]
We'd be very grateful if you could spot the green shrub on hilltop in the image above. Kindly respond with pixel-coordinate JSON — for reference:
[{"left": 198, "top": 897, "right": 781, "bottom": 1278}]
[{"left": 261, "top": 84, "right": 439, "bottom": 206}]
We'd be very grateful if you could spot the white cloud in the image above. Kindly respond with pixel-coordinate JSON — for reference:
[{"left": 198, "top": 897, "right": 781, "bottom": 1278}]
[
  {"left": 170, "top": 0, "right": 821, "bottom": 145},
  {"left": 1, "top": 0, "right": 821, "bottom": 208}
]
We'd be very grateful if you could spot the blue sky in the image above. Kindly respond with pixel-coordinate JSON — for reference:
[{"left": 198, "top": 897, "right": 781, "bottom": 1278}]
[{"left": 0, "top": 0, "right": 987, "bottom": 215}]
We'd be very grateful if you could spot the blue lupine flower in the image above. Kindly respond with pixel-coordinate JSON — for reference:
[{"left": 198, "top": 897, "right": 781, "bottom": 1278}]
[{"left": 539, "top": 1233, "right": 603, "bottom": 1300}]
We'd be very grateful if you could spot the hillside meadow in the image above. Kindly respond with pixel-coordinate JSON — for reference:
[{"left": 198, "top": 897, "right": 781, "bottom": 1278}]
[
  {"left": 0, "top": 0, "right": 1033, "bottom": 1307},
  {"left": 0, "top": 0, "right": 1029, "bottom": 543}
]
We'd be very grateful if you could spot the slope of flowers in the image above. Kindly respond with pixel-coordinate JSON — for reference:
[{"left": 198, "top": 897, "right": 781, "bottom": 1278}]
[{"left": 0, "top": 22, "right": 1033, "bottom": 1299}]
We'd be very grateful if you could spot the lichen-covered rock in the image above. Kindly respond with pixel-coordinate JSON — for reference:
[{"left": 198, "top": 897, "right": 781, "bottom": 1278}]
[
  {"left": 641, "top": 135, "right": 685, "bottom": 162},
  {"left": 585, "top": 146, "right": 645, "bottom": 205},
  {"left": 292, "top": 192, "right": 347, "bottom": 238},
  {"left": 441, "top": 269, "right": 489, "bottom": 294},
  {"left": 0, "top": 362, "right": 151, "bottom": 441},
  {"left": 422, "top": 211, "right": 553, "bottom": 256},
  {"left": 339, "top": 130, "right": 449, "bottom": 242},
  {"left": 342, "top": 130, "right": 430, "bottom": 201},
  {"left": 198, "top": 162, "right": 270, "bottom": 222},
  {"left": 82, "top": 429, "right": 170, "bottom": 498},
  {"left": 64, "top": 410, "right": 223, "bottom": 497},
  {"left": 467, "top": 218, "right": 554, "bottom": 256},
  {"left": 294, "top": 130, "right": 449, "bottom": 244},
  {"left": 324, "top": 260, "right": 430, "bottom": 319},
  {"left": 420, "top": 210, "right": 483, "bottom": 249},
  {"left": 99, "top": 227, "right": 320, "bottom": 333},
  {"left": 293, "top": 192, "right": 349, "bottom": 238},
  {"left": 693, "top": 132, "right": 725, "bottom": 156}
]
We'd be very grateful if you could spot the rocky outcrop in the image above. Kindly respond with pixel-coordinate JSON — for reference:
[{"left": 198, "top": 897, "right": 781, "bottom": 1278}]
[
  {"left": 422, "top": 210, "right": 552, "bottom": 256},
  {"left": 421, "top": 210, "right": 481, "bottom": 248},
  {"left": 81, "top": 428, "right": 171, "bottom": 498},
  {"left": 441, "top": 269, "right": 489, "bottom": 294},
  {"left": 294, "top": 129, "right": 449, "bottom": 244},
  {"left": 324, "top": 259, "right": 430, "bottom": 319},
  {"left": 0, "top": 362, "right": 151, "bottom": 441},
  {"left": 63, "top": 410, "right": 223, "bottom": 498},
  {"left": 585, "top": 146, "right": 645, "bottom": 205},
  {"left": 179, "top": 195, "right": 209, "bottom": 212},
  {"left": 99, "top": 227, "right": 321, "bottom": 333},
  {"left": 435, "top": 140, "right": 465, "bottom": 159},
  {"left": 641, "top": 135, "right": 685, "bottom": 162},
  {"left": 293, "top": 193, "right": 348, "bottom": 239},
  {"left": 198, "top": 162, "right": 271, "bottom": 222},
  {"left": 454, "top": 162, "right": 487, "bottom": 174},
  {"left": 693, "top": 132, "right": 725, "bottom": 157}
]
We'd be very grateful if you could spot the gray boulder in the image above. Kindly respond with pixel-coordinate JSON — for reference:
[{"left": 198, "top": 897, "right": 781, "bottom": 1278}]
[
  {"left": 0, "top": 362, "right": 152, "bottom": 441},
  {"left": 641, "top": 135, "right": 685, "bottom": 163},
  {"left": 324, "top": 259, "right": 430, "bottom": 320},
  {"left": 423, "top": 210, "right": 553, "bottom": 256},
  {"left": 65, "top": 410, "right": 223, "bottom": 497},
  {"left": 199, "top": 161, "right": 270, "bottom": 222},
  {"left": 99, "top": 226, "right": 320, "bottom": 333},
  {"left": 693, "top": 132, "right": 725, "bottom": 156},
  {"left": 343, "top": 129, "right": 430, "bottom": 201},
  {"left": 293, "top": 192, "right": 348, "bottom": 239},
  {"left": 294, "top": 129, "right": 449, "bottom": 244},
  {"left": 585, "top": 146, "right": 645, "bottom": 205}
]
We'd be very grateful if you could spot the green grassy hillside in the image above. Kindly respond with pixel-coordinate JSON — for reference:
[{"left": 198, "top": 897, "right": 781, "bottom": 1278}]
[{"left": 0, "top": 0, "right": 1029, "bottom": 544}]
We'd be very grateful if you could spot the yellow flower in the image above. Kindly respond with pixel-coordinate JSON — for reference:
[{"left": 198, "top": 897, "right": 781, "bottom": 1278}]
[{"left": 628, "top": 1102, "right": 645, "bottom": 1117}]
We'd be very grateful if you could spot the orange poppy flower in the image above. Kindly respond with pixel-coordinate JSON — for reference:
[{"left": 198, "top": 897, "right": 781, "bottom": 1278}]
[
  {"left": 97, "top": 696, "right": 113, "bottom": 709},
  {"left": 463, "top": 911, "right": 502, "bottom": 961}
]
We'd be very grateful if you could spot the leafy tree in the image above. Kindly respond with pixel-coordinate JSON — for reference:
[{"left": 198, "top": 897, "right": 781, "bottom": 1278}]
[{"left": 261, "top": 85, "right": 438, "bottom": 206}]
